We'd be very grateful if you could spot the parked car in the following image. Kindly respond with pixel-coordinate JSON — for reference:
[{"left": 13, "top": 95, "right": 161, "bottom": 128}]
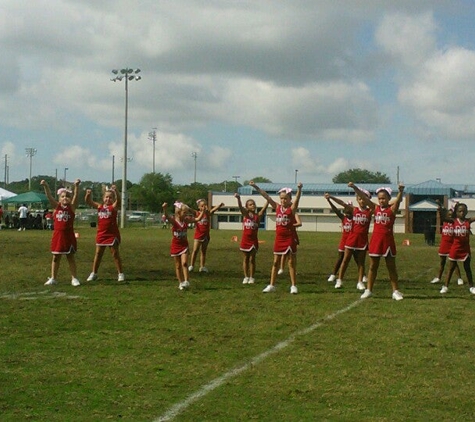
[{"left": 127, "top": 211, "right": 150, "bottom": 222}]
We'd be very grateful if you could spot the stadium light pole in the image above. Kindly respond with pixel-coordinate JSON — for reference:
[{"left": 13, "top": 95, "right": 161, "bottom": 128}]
[
  {"left": 295, "top": 169, "right": 298, "bottom": 184},
  {"left": 63, "top": 167, "right": 68, "bottom": 184},
  {"left": 192, "top": 152, "right": 197, "bottom": 183},
  {"left": 148, "top": 128, "right": 157, "bottom": 173},
  {"left": 111, "top": 68, "right": 142, "bottom": 228},
  {"left": 25, "top": 148, "right": 37, "bottom": 191}
]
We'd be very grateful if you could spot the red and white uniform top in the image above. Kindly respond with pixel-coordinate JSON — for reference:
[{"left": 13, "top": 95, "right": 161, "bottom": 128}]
[
  {"left": 449, "top": 219, "right": 471, "bottom": 262},
  {"left": 344, "top": 207, "right": 371, "bottom": 250},
  {"left": 438, "top": 221, "right": 454, "bottom": 256},
  {"left": 170, "top": 218, "right": 189, "bottom": 256},
  {"left": 96, "top": 205, "right": 121, "bottom": 246},
  {"left": 338, "top": 216, "right": 353, "bottom": 252},
  {"left": 51, "top": 204, "right": 76, "bottom": 254},
  {"left": 368, "top": 205, "right": 396, "bottom": 257},
  {"left": 274, "top": 204, "right": 297, "bottom": 254},
  {"left": 194, "top": 210, "right": 210, "bottom": 241},
  {"left": 240, "top": 213, "right": 260, "bottom": 252}
]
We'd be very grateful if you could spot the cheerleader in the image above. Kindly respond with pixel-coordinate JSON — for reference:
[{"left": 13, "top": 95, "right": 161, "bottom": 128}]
[
  {"left": 349, "top": 182, "right": 405, "bottom": 300},
  {"left": 41, "top": 179, "right": 81, "bottom": 287},
  {"left": 85, "top": 185, "right": 124, "bottom": 282},
  {"left": 278, "top": 212, "right": 302, "bottom": 275},
  {"left": 235, "top": 194, "right": 268, "bottom": 284},
  {"left": 334, "top": 189, "right": 372, "bottom": 291},
  {"left": 430, "top": 201, "right": 463, "bottom": 285},
  {"left": 440, "top": 202, "right": 475, "bottom": 295},
  {"left": 249, "top": 181, "right": 303, "bottom": 294},
  {"left": 163, "top": 202, "right": 204, "bottom": 290},
  {"left": 324, "top": 193, "right": 364, "bottom": 288},
  {"left": 188, "top": 199, "right": 224, "bottom": 273}
]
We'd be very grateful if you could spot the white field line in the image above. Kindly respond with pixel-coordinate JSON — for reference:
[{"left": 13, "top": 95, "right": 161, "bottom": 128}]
[
  {"left": 0, "top": 290, "right": 84, "bottom": 300},
  {"left": 154, "top": 299, "right": 362, "bottom": 422}
]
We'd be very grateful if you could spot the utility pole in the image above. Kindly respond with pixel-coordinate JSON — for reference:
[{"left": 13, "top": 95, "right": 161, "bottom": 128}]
[
  {"left": 25, "top": 148, "right": 37, "bottom": 191},
  {"left": 148, "top": 128, "right": 157, "bottom": 173}
]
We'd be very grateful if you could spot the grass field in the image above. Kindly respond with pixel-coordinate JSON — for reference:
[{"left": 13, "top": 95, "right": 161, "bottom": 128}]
[{"left": 1, "top": 226, "right": 475, "bottom": 421}]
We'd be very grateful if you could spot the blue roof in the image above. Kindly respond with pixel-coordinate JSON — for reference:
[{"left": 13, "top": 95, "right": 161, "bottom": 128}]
[{"left": 236, "top": 180, "right": 459, "bottom": 196}]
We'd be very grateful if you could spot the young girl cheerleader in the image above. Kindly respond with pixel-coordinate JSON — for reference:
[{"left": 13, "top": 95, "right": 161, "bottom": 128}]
[
  {"left": 41, "top": 179, "right": 81, "bottom": 287},
  {"left": 249, "top": 181, "right": 303, "bottom": 294},
  {"left": 162, "top": 202, "right": 204, "bottom": 290},
  {"left": 349, "top": 182, "right": 405, "bottom": 300},
  {"left": 430, "top": 201, "right": 463, "bottom": 285},
  {"left": 333, "top": 189, "right": 372, "bottom": 291},
  {"left": 234, "top": 193, "right": 269, "bottom": 284},
  {"left": 277, "top": 212, "right": 302, "bottom": 275},
  {"left": 188, "top": 199, "right": 224, "bottom": 273},
  {"left": 324, "top": 193, "right": 363, "bottom": 288},
  {"left": 85, "top": 185, "right": 124, "bottom": 282},
  {"left": 440, "top": 202, "right": 475, "bottom": 295}
]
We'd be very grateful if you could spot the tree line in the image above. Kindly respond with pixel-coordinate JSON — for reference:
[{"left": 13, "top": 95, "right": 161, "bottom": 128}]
[{"left": 6, "top": 168, "right": 390, "bottom": 212}]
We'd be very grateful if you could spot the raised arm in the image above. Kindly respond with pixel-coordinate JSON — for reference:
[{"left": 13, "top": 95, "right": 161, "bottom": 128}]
[
  {"left": 162, "top": 203, "right": 175, "bottom": 224},
  {"left": 324, "top": 193, "right": 344, "bottom": 220},
  {"left": 390, "top": 184, "right": 405, "bottom": 214},
  {"left": 234, "top": 193, "right": 247, "bottom": 217},
  {"left": 71, "top": 179, "right": 81, "bottom": 212},
  {"left": 85, "top": 189, "right": 100, "bottom": 209},
  {"left": 40, "top": 180, "right": 58, "bottom": 208},
  {"left": 249, "top": 181, "right": 277, "bottom": 209},
  {"left": 209, "top": 202, "right": 225, "bottom": 215},
  {"left": 291, "top": 182, "right": 303, "bottom": 212},
  {"left": 258, "top": 200, "right": 270, "bottom": 218},
  {"left": 107, "top": 185, "right": 120, "bottom": 210},
  {"left": 348, "top": 182, "right": 375, "bottom": 210}
]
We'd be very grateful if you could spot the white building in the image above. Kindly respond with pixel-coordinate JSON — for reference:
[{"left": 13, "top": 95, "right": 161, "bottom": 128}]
[{"left": 208, "top": 180, "right": 475, "bottom": 234}]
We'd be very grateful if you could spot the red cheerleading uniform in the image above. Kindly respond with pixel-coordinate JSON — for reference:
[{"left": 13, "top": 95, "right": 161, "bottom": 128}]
[
  {"left": 273, "top": 205, "right": 297, "bottom": 254},
  {"left": 240, "top": 213, "right": 260, "bottom": 252},
  {"left": 338, "top": 216, "right": 353, "bottom": 252},
  {"left": 438, "top": 221, "right": 454, "bottom": 256},
  {"left": 193, "top": 210, "right": 210, "bottom": 241},
  {"left": 344, "top": 208, "right": 371, "bottom": 250},
  {"left": 51, "top": 204, "right": 76, "bottom": 254},
  {"left": 96, "top": 205, "right": 121, "bottom": 246},
  {"left": 448, "top": 219, "right": 471, "bottom": 262},
  {"left": 170, "top": 219, "right": 189, "bottom": 256},
  {"left": 368, "top": 205, "right": 396, "bottom": 257}
]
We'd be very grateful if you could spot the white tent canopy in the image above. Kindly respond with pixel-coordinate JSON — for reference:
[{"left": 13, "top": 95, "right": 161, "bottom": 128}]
[{"left": 0, "top": 187, "right": 16, "bottom": 201}]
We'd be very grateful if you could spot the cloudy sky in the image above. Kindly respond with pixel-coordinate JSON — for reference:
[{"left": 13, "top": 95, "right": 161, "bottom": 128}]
[{"left": 1, "top": 0, "right": 475, "bottom": 187}]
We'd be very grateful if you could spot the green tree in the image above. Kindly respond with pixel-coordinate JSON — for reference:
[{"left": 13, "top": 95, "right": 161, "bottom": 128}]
[
  {"left": 332, "top": 168, "right": 391, "bottom": 184},
  {"left": 174, "top": 183, "right": 209, "bottom": 209},
  {"left": 129, "top": 173, "right": 174, "bottom": 212},
  {"left": 243, "top": 176, "right": 272, "bottom": 185}
]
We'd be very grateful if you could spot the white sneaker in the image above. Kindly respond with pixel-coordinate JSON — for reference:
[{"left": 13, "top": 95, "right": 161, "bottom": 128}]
[
  {"left": 44, "top": 277, "right": 57, "bottom": 286},
  {"left": 87, "top": 272, "right": 97, "bottom": 282},
  {"left": 248, "top": 277, "right": 255, "bottom": 284},
  {"left": 392, "top": 290, "right": 404, "bottom": 301},
  {"left": 118, "top": 273, "right": 125, "bottom": 282},
  {"left": 362, "top": 276, "right": 367, "bottom": 283},
  {"left": 199, "top": 267, "right": 208, "bottom": 273},
  {"left": 18, "top": 228, "right": 22, "bottom": 231},
  {"left": 290, "top": 285, "right": 298, "bottom": 294},
  {"left": 430, "top": 277, "right": 440, "bottom": 284},
  {"left": 262, "top": 284, "right": 276, "bottom": 293},
  {"left": 242, "top": 277, "right": 249, "bottom": 284},
  {"left": 188, "top": 265, "right": 194, "bottom": 272},
  {"left": 440, "top": 285, "right": 448, "bottom": 294},
  {"left": 334, "top": 279, "right": 343, "bottom": 289},
  {"left": 356, "top": 281, "right": 365, "bottom": 291},
  {"left": 277, "top": 269, "right": 284, "bottom": 275},
  {"left": 71, "top": 278, "right": 80, "bottom": 287},
  {"left": 327, "top": 274, "right": 336, "bottom": 282},
  {"left": 360, "top": 289, "right": 373, "bottom": 299},
  {"left": 470, "top": 287, "right": 475, "bottom": 295},
  {"left": 458, "top": 278, "right": 464, "bottom": 286},
  {"left": 179, "top": 281, "right": 190, "bottom": 290}
]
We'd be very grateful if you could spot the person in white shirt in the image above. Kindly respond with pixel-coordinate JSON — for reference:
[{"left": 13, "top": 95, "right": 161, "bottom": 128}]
[{"left": 18, "top": 204, "right": 29, "bottom": 231}]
